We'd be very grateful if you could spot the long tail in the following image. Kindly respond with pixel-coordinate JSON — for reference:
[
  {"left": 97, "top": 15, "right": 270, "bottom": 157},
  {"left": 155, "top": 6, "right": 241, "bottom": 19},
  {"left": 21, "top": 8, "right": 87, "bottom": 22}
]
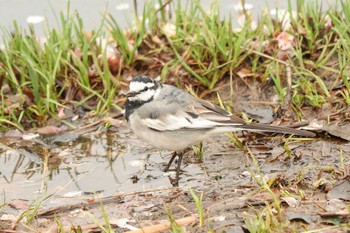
[{"left": 239, "top": 123, "right": 316, "bottom": 137}]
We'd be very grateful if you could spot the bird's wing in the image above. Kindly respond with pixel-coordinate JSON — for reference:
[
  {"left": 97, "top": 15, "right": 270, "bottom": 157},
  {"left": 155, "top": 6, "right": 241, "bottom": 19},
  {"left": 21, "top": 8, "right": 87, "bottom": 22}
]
[
  {"left": 138, "top": 98, "right": 245, "bottom": 132},
  {"left": 193, "top": 98, "right": 247, "bottom": 124}
]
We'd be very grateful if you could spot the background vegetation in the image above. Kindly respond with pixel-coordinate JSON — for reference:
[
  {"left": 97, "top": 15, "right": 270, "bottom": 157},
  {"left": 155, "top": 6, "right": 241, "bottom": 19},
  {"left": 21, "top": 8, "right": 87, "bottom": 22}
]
[{"left": 1, "top": 0, "right": 350, "bottom": 130}]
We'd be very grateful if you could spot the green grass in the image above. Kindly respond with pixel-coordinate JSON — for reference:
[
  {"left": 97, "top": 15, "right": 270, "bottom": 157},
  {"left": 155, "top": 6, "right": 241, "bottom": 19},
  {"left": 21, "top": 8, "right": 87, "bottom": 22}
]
[
  {"left": 164, "top": 206, "right": 186, "bottom": 233},
  {"left": 244, "top": 149, "right": 287, "bottom": 232},
  {"left": 85, "top": 202, "right": 114, "bottom": 233},
  {"left": 14, "top": 194, "right": 47, "bottom": 227},
  {"left": 0, "top": 0, "right": 350, "bottom": 130},
  {"left": 188, "top": 187, "right": 205, "bottom": 227}
]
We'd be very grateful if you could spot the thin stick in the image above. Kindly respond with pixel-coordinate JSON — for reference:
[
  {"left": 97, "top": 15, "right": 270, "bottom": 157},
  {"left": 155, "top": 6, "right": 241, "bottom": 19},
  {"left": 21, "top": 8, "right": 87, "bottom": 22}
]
[{"left": 124, "top": 216, "right": 197, "bottom": 233}]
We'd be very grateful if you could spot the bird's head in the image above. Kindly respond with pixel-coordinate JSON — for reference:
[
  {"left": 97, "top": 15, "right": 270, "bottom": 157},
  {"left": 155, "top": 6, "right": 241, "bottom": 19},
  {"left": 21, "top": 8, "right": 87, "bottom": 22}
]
[{"left": 127, "top": 76, "right": 162, "bottom": 103}]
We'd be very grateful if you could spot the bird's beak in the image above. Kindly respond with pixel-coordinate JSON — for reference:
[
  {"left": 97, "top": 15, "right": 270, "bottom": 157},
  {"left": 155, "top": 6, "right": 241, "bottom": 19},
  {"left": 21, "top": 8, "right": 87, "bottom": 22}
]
[{"left": 126, "top": 92, "right": 136, "bottom": 98}]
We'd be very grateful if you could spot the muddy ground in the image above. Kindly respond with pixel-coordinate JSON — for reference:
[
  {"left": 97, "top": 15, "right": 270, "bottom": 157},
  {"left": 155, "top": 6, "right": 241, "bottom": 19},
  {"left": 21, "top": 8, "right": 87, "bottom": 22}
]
[
  {"left": 1, "top": 79, "right": 350, "bottom": 232},
  {"left": 1, "top": 119, "right": 350, "bottom": 232}
]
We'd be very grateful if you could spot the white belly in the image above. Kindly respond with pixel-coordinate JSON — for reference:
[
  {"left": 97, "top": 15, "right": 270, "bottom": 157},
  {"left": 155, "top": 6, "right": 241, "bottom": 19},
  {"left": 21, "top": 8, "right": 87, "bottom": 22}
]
[{"left": 128, "top": 114, "right": 210, "bottom": 151}]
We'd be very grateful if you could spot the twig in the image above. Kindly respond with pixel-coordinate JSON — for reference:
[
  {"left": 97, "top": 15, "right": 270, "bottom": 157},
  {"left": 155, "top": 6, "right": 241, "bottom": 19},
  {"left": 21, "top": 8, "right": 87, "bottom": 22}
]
[
  {"left": 124, "top": 216, "right": 197, "bottom": 233},
  {"left": 38, "top": 187, "right": 176, "bottom": 218},
  {"left": 313, "top": 201, "right": 327, "bottom": 212},
  {"left": 71, "top": 119, "right": 103, "bottom": 132},
  {"left": 284, "top": 60, "right": 292, "bottom": 110}
]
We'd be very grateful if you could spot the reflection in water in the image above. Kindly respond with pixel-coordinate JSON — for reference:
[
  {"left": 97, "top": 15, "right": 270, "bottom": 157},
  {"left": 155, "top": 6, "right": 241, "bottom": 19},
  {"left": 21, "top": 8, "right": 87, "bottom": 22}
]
[{"left": 0, "top": 130, "right": 165, "bottom": 205}]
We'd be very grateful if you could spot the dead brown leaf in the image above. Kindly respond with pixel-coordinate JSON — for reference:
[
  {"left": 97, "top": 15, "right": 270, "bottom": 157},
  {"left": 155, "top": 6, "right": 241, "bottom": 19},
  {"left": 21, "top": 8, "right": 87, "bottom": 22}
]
[
  {"left": 9, "top": 199, "right": 30, "bottom": 210},
  {"left": 327, "top": 179, "right": 350, "bottom": 201},
  {"left": 36, "top": 125, "right": 63, "bottom": 135},
  {"left": 322, "top": 124, "right": 350, "bottom": 141},
  {"left": 237, "top": 68, "right": 255, "bottom": 79}
]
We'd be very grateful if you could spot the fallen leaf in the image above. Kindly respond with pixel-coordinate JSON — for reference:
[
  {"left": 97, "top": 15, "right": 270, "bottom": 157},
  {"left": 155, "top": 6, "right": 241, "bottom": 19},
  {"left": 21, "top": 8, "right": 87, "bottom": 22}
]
[
  {"left": 327, "top": 179, "right": 350, "bottom": 201},
  {"left": 22, "top": 133, "right": 40, "bottom": 140},
  {"left": 9, "top": 199, "right": 30, "bottom": 209},
  {"left": 322, "top": 124, "right": 350, "bottom": 141},
  {"left": 276, "top": 32, "right": 295, "bottom": 51},
  {"left": 63, "top": 191, "right": 83, "bottom": 198},
  {"left": 37, "top": 125, "right": 62, "bottom": 135},
  {"left": 285, "top": 212, "right": 315, "bottom": 224},
  {"left": 4, "top": 129, "right": 23, "bottom": 138},
  {"left": 281, "top": 197, "right": 300, "bottom": 208},
  {"left": 237, "top": 68, "right": 255, "bottom": 78}
]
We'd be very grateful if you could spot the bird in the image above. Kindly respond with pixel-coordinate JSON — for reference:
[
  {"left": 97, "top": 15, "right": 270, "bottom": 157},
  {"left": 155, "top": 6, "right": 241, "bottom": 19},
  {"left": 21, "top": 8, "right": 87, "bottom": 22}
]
[{"left": 125, "top": 75, "right": 316, "bottom": 186}]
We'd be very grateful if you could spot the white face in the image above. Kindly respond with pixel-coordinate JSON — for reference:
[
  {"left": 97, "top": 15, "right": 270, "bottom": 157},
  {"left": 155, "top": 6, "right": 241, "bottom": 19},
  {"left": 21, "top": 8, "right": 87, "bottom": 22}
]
[
  {"left": 129, "top": 81, "right": 155, "bottom": 93},
  {"left": 128, "top": 80, "right": 160, "bottom": 102}
]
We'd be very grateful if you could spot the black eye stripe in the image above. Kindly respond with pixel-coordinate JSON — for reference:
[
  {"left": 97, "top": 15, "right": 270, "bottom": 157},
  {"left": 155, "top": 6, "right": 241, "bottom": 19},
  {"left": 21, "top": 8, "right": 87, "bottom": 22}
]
[
  {"left": 141, "top": 84, "right": 157, "bottom": 92},
  {"left": 129, "top": 85, "right": 157, "bottom": 97},
  {"left": 128, "top": 78, "right": 160, "bottom": 100}
]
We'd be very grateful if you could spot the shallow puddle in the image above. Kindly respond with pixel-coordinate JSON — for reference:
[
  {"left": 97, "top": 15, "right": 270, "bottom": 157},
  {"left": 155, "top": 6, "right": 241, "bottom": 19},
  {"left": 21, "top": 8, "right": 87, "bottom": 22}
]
[
  {"left": 1, "top": 127, "right": 349, "bottom": 231},
  {"left": 0, "top": 127, "right": 210, "bottom": 208}
]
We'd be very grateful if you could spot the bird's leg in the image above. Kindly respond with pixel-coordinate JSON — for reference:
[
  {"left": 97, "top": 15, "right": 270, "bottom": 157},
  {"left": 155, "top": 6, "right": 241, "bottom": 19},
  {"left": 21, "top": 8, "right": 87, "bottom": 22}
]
[
  {"left": 174, "top": 152, "right": 183, "bottom": 186},
  {"left": 164, "top": 151, "right": 178, "bottom": 172},
  {"left": 164, "top": 151, "right": 183, "bottom": 186}
]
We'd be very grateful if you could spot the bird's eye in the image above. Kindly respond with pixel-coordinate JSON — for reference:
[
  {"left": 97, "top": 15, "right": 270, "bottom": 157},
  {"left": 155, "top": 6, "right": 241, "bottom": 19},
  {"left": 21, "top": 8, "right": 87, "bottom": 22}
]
[{"left": 144, "top": 87, "right": 149, "bottom": 91}]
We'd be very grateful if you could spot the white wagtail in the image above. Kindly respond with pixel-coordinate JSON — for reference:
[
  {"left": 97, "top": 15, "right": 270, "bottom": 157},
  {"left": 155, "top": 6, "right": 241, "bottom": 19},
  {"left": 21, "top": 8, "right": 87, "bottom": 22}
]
[{"left": 125, "top": 76, "right": 315, "bottom": 185}]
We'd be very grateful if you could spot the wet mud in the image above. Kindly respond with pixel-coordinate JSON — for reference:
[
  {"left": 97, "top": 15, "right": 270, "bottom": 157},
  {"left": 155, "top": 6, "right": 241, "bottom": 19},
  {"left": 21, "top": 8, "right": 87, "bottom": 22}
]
[{"left": 0, "top": 122, "right": 349, "bottom": 232}]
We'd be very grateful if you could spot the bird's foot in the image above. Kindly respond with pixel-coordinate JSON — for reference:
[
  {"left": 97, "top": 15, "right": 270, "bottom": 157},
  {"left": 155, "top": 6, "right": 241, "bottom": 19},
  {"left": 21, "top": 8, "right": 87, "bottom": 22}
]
[{"left": 164, "top": 151, "right": 183, "bottom": 187}]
